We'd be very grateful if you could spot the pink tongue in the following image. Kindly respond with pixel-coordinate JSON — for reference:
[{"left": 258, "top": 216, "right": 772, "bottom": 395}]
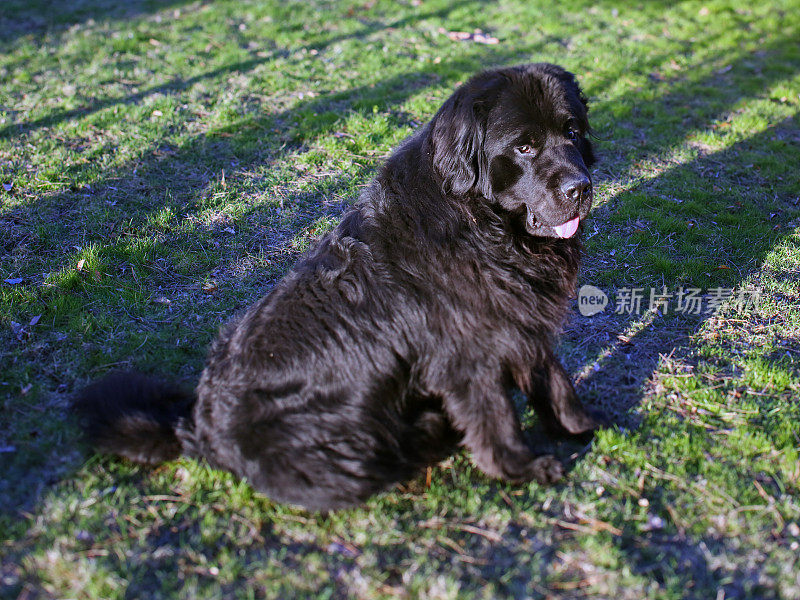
[{"left": 553, "top": 216, "right": 580, "bottom": 238}]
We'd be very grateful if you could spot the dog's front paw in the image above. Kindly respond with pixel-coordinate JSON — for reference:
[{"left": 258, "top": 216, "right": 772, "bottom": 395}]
[
  {"left": 525, "top": 455, "right": 564, "bottom": 484},
  {"left": 495, "top": 447, "right": 564, "bottom": 484}
]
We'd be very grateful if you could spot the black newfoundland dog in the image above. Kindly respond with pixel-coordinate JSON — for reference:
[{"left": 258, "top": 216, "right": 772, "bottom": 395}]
[{"left": 75, "top": 63, "right": 599, "bottom": 510}]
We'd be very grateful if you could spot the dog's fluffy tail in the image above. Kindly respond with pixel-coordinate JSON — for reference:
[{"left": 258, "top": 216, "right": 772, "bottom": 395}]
[{"left": 73, "top": 372, "right": 197, "bottom": 465}]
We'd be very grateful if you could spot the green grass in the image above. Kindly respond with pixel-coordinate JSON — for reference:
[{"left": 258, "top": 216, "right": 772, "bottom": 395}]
[{"left": 1, "top": 0, "right": 799, "bottom": 598}]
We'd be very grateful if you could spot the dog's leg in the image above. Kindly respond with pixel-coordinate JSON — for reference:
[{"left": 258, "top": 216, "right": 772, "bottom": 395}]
[
  {"left": 442, "top": 379, "right": 563, "bottom": 484},
  {"left": 525, "top": 352, "right": 598, "bottom": 436}
]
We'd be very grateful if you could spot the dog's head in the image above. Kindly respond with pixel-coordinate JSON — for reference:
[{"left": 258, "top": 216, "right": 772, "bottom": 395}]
[{"left": 430, "top": 63, "right": 595, "bottom": 238}]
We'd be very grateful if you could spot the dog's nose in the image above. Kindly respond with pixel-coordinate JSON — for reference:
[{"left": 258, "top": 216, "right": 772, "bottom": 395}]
[{"left": 561, "top": 177, "right": 591, "bottom": 202}]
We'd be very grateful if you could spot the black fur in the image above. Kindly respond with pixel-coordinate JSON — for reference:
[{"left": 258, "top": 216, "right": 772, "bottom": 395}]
[
  {"left": 73, "top": 63, "right": 599, "bottom": 511},
  {"left": 74, "top": 372, "right": 195, "bottom": 465}
]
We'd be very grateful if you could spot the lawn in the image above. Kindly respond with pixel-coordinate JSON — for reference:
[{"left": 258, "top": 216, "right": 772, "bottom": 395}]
[{"left": 1, "top": 0, "right": 799, "bottom": 598}]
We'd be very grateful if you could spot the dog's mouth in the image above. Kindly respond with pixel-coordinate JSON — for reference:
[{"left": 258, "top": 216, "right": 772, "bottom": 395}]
[{"left": 526, "top": 213, "right": 581, "bottom": 238}]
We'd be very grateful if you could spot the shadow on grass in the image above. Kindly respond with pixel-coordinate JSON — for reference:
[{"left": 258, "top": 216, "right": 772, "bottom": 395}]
[
  {"left": 0, "top": 0, "right": 476, "bottom": 139},
  {"left": 1, "top": 8, "right": 799, "bottom": 598},
  {"left": 0, "top": 0, "right": 195, "bottom": 50},
  {"left": 555, "top": 171, "right": 796, "bottom": 600},
  {"left": 564, "top": 117, "right": 798, "bottom": 424}
]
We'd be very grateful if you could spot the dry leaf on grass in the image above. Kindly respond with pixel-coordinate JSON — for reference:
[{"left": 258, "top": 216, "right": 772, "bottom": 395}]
[{"left": 438, "top": 27, "right": 499, "bottom": 44}]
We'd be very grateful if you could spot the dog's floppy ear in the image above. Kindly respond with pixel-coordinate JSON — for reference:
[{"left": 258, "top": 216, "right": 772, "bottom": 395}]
[{"left": 430, "top": 73, "right": 506, "bottom": 199}]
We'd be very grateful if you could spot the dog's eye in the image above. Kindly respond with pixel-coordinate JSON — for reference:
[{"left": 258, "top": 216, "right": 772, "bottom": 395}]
[
  {"left": 516, "top": 144, "right": 534, "bottom": 155},
  {"left": 566, "top": 129, "right": 579, "bottom": 141}
]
